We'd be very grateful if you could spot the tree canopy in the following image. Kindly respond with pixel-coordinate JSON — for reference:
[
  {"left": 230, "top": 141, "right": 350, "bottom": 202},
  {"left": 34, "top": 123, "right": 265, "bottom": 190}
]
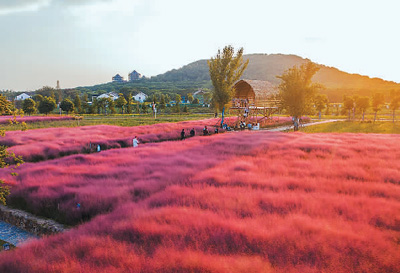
[
  {"left": 208, "top": 45, "right": 249, "bottom": 113},
  {"left": 60, "top": 98, "right": 75, "bottom": 114},
  {"left": 278, "top": 62, "right": 321, "bottom": 129},
  {"left": 22, "top": 98, "right": 36, "bottom": 115},
  {"left": 38, "top": 96, "right": 57, "bottom": 115}
]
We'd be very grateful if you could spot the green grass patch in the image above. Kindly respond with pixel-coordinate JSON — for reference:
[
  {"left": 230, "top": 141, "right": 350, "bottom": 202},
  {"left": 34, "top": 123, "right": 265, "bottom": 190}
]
[
  {"left": 1, "top": 113, "right": 216, "bottom": 131},
  {"left": 303, "top": 121, "right": 400, "bottom": 134}
]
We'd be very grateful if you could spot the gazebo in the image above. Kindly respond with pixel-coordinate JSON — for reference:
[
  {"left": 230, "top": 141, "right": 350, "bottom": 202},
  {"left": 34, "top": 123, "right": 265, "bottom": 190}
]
[{"left": 231, "top": 79, "right": 280, "bottom": 124}]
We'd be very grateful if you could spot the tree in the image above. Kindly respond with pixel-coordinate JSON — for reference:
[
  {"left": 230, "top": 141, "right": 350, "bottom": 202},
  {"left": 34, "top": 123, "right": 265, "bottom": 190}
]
[
  {"left": 187, "top": 93, "right": 194, "bottom": 103},
  {"left": 60, "top": 98, "right": 75, "bottom": 114},
  {"left": 208, "top": 45, "right": 249, "bottom": 113},
  {"left": 33, "top": 94, "right": 44, "bottom": 104},
  {"left": 183, "top": 105, "right": 189, "bottom": 113},
  {"left": 38, "top": 96, "right": 57, "bottom": 115},
  {"left": 390, "top": 94, "right": 400, "bottom": 123},
  {"left": 22, "top": 98, "right": 36, "bottom": 115},
  {"left": 135, "top": 103, "right": 140, "bottom": 114},
  {"left": 141, "top": 103, "right": 148, "bottom": 114},
  {"left": 152, "top": 94, "right": 157, "bottom": 104},
  {"left": 81, "top": 94, "right": 90, "bottom": 114},
  {"left": 115, "top": 93, "right": 127, "bottom": 114},
  {"left": 160, "top": 94, "right": 166, "bottom": 111},
  {"left": 314, "top": 94, "right": 328, "bottom": 120},
  {"left": 0, "top": 95, "right": 12, "bottom": 115},
  {"left": 278, "top": 62, "right": 321, "bottom": 130},
  {"left": 343, "top": 95, "right": 354, "bottom": 120},
  {"left": 74, "top": 94, "right": 82, "bottom": 114},
  {"left": 192, "top": 97, "right": 199, "bottom": 104},
  {"left": 372, "top": 93, "right": 385, "bottom": 122},
  {"left": 126, "top": 93, "right": 133, "bottom": 114},
  {"left": 174, "top": 94, "right": 182, "bottom": 113},
  {"left": 355, "top": 96, "right": 370, "bottom": 121},
  {"left": 165, "top": 94, "right": 171, "bottom": 105}
]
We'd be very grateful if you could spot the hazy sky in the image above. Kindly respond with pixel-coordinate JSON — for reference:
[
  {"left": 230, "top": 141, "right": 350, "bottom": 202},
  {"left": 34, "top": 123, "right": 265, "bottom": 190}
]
[{"left": 0, "top": 0, "right": 399, "bottom": 91}]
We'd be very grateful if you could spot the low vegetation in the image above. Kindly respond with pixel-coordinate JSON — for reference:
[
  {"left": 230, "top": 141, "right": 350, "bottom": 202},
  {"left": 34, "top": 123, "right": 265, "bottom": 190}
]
[{"left": 0, "top": 131, "right": 398, "bottom": 272}]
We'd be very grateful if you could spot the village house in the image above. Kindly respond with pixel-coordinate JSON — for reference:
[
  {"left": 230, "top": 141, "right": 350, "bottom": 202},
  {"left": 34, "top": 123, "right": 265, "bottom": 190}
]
[
  {"left": 15, "top": 93, "right": 31, "bottom": 101},
  {"left": 112, "top": 74, "right": 125, "bottom": 83},
  {"left": 133, "top": 92, "right": 148, "bottom": 103},
  {"left": 128, "top": 70, "right": 143, "bottom": 81},
  {"left": 97, "top": 92, "right": 119, "bottom": 101}
]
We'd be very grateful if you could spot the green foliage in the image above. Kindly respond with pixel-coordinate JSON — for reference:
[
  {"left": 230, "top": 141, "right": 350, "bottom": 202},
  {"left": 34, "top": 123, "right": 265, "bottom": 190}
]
[
  {"left": 81, "top": 94, "right": 90, "bottom": 114},
  {"left": 278, "top": 62, "right": 321, "bottom": 124},
  {"left": 355, "top": 96, "right": 370, "bottom": 121},
  {"left": 183, "top": 105, "right": 189, "bottom": 113},
  {"left": 187, "top": 93, "right": 194, "bottom": 103},
  {"left": 192, "top": 98, "right": 199, "bottom": 104},
  {"left": 160, "top": 94, "right": 166, "bottom": 110},
  {"left": 390, "top": 92, "right": 400, "bottom": 122},
  {"left": 314, "top": 94, "right": 329, "bottom": 119},
  {"left": 0, "top": 95, "right": 12, "bottom": 115},
  {"left": 74, "top": 94, "right": 82, "bottom": 114},
  {"left": 33, "top": 94, "right": 44, "bottom": 104},
  {"left": 208, "top": 45, "right": 249, "bottom": 112},
  {"left": 343, "top": 95, "right": 355, "bottom": 120},
  {"left": 372, "top": 93, "right": 385, "bottom": 122},
  {"left": 38, "top": 96, "right": 57, "bottom": 115},
  {"left": 126, "top": 93, "right": 133, "bottom": 114},
  {"left": 60, "top": 98, "right": 75, "bottom": 114},
  {"left": 22, "top": 98, "right": 36, "bottom": 115},
  {"left": 0, "top": 139, "right": 23, "bottom": 205},
  {"left": 141, "top": 103, "right": 147, "bottom": 114},
  {"left": 115, "top": 93, "right": 127, "bottom": 114}
]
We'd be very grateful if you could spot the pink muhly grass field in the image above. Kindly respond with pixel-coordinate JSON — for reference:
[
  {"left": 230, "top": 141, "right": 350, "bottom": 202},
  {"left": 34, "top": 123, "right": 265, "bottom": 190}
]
[
  {"left": 1, "top": 117, "right": 298, "bottom": 162},
  {"left": 0, "top": 131, "right": 399, "bottom": 272},
  {"left": 0, "top": 115, "right": 74, "bottom": 124}
]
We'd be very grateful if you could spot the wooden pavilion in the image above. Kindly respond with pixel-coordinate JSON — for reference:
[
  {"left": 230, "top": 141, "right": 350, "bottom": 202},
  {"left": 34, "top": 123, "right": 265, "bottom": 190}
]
[{"left": 230, "top": 79, "right": 280, "bottom": 125}]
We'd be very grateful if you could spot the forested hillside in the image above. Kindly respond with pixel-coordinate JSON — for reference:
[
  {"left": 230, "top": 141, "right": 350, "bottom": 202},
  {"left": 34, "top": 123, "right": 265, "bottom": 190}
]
[{"left": 65, "top": 53, "right": 400, "bottom": 103}]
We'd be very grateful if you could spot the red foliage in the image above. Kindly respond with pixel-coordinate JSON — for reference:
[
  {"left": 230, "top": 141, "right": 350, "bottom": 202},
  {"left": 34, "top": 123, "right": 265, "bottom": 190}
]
[
  {"left": 0, "top": 131, "right": 399, "bottom": 272},
  {"left": 1, "top": 117, "right": 295, "bottom": 162}
]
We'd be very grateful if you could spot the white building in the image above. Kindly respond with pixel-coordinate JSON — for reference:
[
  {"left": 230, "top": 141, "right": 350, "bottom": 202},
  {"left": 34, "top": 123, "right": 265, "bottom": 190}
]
[
  {"left": 133, "top": 92, "right": 148, "bottom": 103},
  {"left": 15, "top": 93, "right": 31, "bottom": 101},
  {"left": 97, "top": 92, "right": 119, "bottom": 101}
]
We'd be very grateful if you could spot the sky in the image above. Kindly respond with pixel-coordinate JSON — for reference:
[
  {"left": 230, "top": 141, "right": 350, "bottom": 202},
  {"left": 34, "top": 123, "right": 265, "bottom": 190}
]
[{"left": 0, "top": 0, "right": 399, "bottom": 91}]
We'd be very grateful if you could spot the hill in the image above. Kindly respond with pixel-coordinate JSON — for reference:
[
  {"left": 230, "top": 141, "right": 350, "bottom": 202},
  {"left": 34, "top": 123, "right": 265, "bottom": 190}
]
[{"left": 153, "top": 54, "right": 400, "bottom": 102}]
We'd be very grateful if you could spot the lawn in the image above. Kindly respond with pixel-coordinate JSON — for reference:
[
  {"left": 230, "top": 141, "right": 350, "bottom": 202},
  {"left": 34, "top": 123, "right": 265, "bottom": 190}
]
[
  {"left": 0, "top": 130, "right": 399, "bottom": 272},
  {"left": 302, "top": 120, "right": 400, "bottom": 134}
]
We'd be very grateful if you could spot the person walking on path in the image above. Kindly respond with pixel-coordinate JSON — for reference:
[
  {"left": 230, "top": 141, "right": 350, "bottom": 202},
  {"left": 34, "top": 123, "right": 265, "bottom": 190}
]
[
  {"left": 190, "top": 128, "right": 195, "bottom": 137},
  {"left": 133, "top": 136, "right": 139, "bottom": 147},
  {"left": 203, "top": 126, "right": 209, "bottom": 136},
  {"left": 181, "top": 129, "right": 185, "bottom": 140}
]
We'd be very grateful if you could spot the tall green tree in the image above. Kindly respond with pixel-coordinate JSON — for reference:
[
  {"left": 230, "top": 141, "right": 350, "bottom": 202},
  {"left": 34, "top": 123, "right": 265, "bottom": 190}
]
[
  {"left": 0, "top": 95, "right": 12, "bottom": 115},
  {"left": 160, "top": 94, "right": 166, "bottom": 111},
  {"left": 60, "top": 98, "right": 75, "bottom": 114},
  {"left": 22, "top": 98, "right": 36, "bottom": 115},
  {"left": 174, "top": 94, "right": 182, "bottom": 113},
  {"left": 278, "top": 62, "right": 321, "bottom": 130},
  {"left": 343, "top": 95, "right": 354, "bottom": 120},
  {"left": 187, "top": 93, "right": 194, "bottom": 103},
  {"left": 38, "top": 96, "right": 57, "bottom": 115},
  {"left": 115, "top": 93, "right": 127, "bottom": 114},
  {"left": 314, "top": 94, "right": 329, "bottom": 120},
  {"left": 126, "top": 93, "right": 133, "bottom": 114},
  {"left": 74, "top": 94, "right": 82, "bottom": 114},
  {"left": 81, "top": 94, "right": 90, "bottom": 114},
  {"left": 390, "top": 94, "right": 400, "bottom": 123},
  {"left": 355, "top": 96, "right": 370, "bottom": 121},
  {"left": 208, "top": 45, "right": 249, "bottom": 113},
  {"left": 372, "top": 93, "right": 385, "bottom": 122}
]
